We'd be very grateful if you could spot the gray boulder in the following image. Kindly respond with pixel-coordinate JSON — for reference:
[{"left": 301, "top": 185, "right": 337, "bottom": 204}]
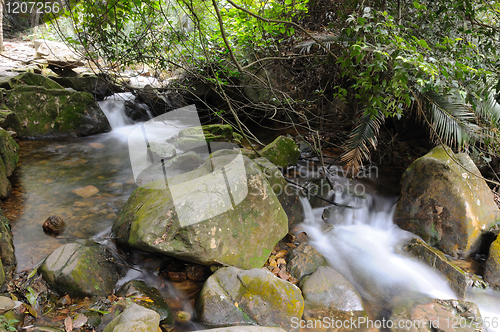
[
  {"left": 103, "top": 303, "right": 160, "bottom": 332},
  {"left": 40, "top": 242, "right": 122, "bottom": 297},
  {"left": 113, "top": 154, "right": 288, "bottom": 269},
  {"left": 196, "top": 267, "right": 304, "bottom": 331}
]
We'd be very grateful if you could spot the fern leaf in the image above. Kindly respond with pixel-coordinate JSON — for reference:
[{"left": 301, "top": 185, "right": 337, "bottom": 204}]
[{"left": 341, "top": 111, "right": 384, "bottom": 170}]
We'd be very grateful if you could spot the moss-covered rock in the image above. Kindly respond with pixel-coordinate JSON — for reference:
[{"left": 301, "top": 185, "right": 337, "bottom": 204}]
[
  {"left": 0, "top": 209, "right": 15, "bottom": 282},
  {"left": 389, "top": 299, "right": 484, "bottom": 332},
  {"left": 0, "top": 128, "right": 18, "bottom": 199},
  {"left": 260, "top": 136, "right": 300, "bottom": 168},
  {"left": 103, "top": 303, "right": 160, "bottom": 332},
  {"left": 394, "top": 145, "right": 500, "bottom": 257},
  {"left": 40, "top": 242, "right": 122, "bottom": 297},
  {"left": 5, "top": 86, "right": 110, "bottom": 138},
  {"left": 196, "top": 267, "right": 304, "bottom": 331},
  {"left": 0, "top": 109, "right": 21, "bottom": 132},
  {"left": 174, "top": 124, "right": 242, "bottom": 150},
  {"left": 113, "top": 154, "right": 288, "bottom": 269},
  {"left": 484, "top": 237, "right": 500, "bottom": 288},
  {"left": 300, "top": 266, "right": 367, "bottom": 331},
  {"left": 0, "top": 72, "right": 63, "bottom": 90},
  {"left": 50, "top": 74, "right": 115, "bottom": 100},
  {"left": 116, "top": 280, "right": 173, "bottom": 325},
  {"left": 253, "top": 157, "right": 304, "bottom": 227},
  {"left": 399, "top": 238, "right": 481, "bottom": 299}
]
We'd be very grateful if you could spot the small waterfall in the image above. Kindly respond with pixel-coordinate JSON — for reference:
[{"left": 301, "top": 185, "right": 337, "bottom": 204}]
[
  {"left": 98, "top": 92, "right": 135, "bottom": 129},
  {"left": 300, "top": 194, "right": 456, "bottom": 312}
]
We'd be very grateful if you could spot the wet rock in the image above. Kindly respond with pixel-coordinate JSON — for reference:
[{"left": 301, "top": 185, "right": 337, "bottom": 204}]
[
  {"left": 0, "top": 261, "right": 4, "bottom": 287},
  {"left": 300, "top": 266, "right": 367, "bottom": 330},
  {"left": 0, "top": 128, "right": 19, "bottom": 199},
  {"left": 400, "top": 238, "right": 477, "bottom": 299},
  {"left": 174, "top": 124, "right": 242, "bottom": 150},
  {"left": 50, "top": 74, "right": 116, "bottom": 100},
  {"left": 116, "top": 280, "right": 173, "bottom": 325},
  {"left": 389, "top": 299, "right": 485, "bottom": 332},
  {"left": 288, "top": 243, "right": 326, "bottom": 280},
  {"left": 148, "top": 142, "right": 176, "bottom": 159},
  {"left": 0, "top": 72, "right": 63, "bottom": 90},
  {"left": 40, "top": 242, "right": 122, "bottom": 297},
  {"left": 5, "top": 86, "right": 110, "bottom": 138},
  {"left": 394, "top": 145, "right": 500, "bottom": 257},
  {"left": 0, "top": 209, "right": 16, "bottom": 281},
  {"left": 196, "top": 267, "right": 304, "bottom": 331},
  {"left": 42, "top": 215, "right": 66, "bottom": 235},
  {"left": 484, "top": 237, "right": 500, "bottom": 288},
  {"left": 260, "top": 136, "right": 300, "bottom": 168},
  {"left": 196, "top": 328, "right": 286, "bottom": 332},
  {"left": 103, "top": 303, "right": 160, "bottom": 332},
  {"left": 113, "top": 154, "right": 288, "bottom": 269},
  {"left": 253, "top": 157, "right": 304, "bottom": 226},
  {"left": 163, "top": 151, "right": 202, "bottom": 171}
]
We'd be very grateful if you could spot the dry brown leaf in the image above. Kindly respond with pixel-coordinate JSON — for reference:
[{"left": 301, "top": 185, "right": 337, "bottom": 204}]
[
  {"left": 276, "top": 258, "right": 286, "bottom": 266},
  {"left": 275, "top": 250, "right": 288, "bottom": 258},
  {"left": 73, "top": 314, "right": 88, "bottom": 329},
  {"left": 64, "top": 316, "right": 73, "bottom": 332}
]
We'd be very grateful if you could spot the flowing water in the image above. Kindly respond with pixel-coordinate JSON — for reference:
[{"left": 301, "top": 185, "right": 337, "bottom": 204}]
[
  {"left": 299, "top": 177, "right": 500, "bottom": 330},
  {"left": 3, "top": 92, "right": 500, "bottom": 329}
]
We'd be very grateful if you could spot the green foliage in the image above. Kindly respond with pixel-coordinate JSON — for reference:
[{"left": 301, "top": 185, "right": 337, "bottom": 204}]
[
  {"left": 0, "top": 315, "right": 18, "bottom": 332},
  {"left": 306, "top": 0, "right": 500, "bottom": 166}
]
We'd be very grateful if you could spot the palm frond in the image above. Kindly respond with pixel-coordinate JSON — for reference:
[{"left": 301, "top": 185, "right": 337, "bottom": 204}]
[
  {"left": 475, "top": 89, "right": 500, "bottom": 126},
  {"left": 295, "top": 33, "right": 339, "bottom": 54},
  {"left": 341, "top": 111, "right": 384, "bottom": 170},
  {"left": 422, "top": 91, "right": 481, "bottom": 149}
]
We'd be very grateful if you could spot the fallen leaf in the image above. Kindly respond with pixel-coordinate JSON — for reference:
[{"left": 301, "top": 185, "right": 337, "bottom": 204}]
[
  {"left": 268, "top": 259, "right": 277, "bottom": 268},
  {"left": 64, "top": 316, "right": 73, "bottom": 332},
  {"left": 72, "top": 314, "right": 87, "bottom": 329},
  {"left": 275, "top": 250, "right": 288, "bottom": 258},
  {"left": 276, "top": 258, "right": 287, "bottom": 266}
]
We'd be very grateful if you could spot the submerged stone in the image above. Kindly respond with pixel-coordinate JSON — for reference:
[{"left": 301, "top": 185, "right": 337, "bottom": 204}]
[
  {"left": 196, "top": 267, "right": 304, "bottom": 331},
  {"left": 40, "top": 242, "right": 122, "bottom": 297},
  {"left": 394, "top": 145, "right": 500, "bottom": 257}
]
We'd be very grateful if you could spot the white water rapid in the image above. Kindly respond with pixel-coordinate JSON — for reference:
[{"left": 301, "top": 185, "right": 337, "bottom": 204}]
[{"left": 300, "top": 189, "right": 500, "bottom": 330}]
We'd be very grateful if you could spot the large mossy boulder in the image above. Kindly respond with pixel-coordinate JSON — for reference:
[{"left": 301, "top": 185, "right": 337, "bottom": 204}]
[
  {"left": 40, "top": 242, "right": 122, "bottom": 297},
  {"left": 103, "top": 303, "right": 160, "bottom": 332},
  {"left": 389, "top": 299, "right": 484, "bottom": 332},
  {"left": 5, "top": 86, "right": 110, "bottom": 138},
  {"left": 484, "top": 237, "right": 500, "bottom": 288},
  {"left": 0, "top": 128, "right": 19, "bottom": 199},
  {"left": 394, "top": 145, "right": 500, "bottom": 257},
  {"left": 113, "top": 154, "right": 288, "bottom": 269},
  {"left": 300, "top": 266, "right": 367, "bottom": 331},
  {"left": 260, "top": 136, "right": 300, "bottom": 169},
  {"left": 196, "top": 267, "right": 304, "bottom": 331}
]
